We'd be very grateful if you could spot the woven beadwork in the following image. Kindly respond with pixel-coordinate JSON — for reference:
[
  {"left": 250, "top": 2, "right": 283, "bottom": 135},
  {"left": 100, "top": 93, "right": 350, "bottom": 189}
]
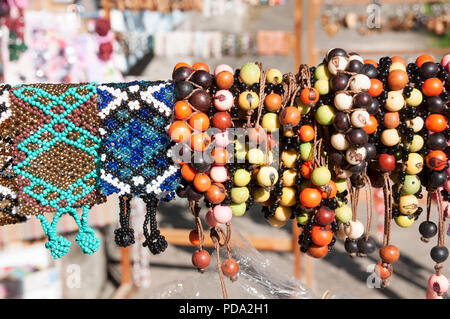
[
  {"left": 0, "top": 84, "right": 26, "bottom": 225},
  {"left": 0, "top": 137, "right": 26, "bottom": 225},
  {"left": 97, "top": 81, "right": 180, "bottom": 253},
  {"left": 9, "top": 83, "right": 103, "bottom": 258},
  {"left": 98, "top": 80, "right": 180, "bottom": 199}
]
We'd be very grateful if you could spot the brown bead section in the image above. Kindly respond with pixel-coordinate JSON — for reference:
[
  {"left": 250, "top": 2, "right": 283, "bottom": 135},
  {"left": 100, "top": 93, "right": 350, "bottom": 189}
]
[{"left": 8, "top": 83, "right": 105, "bottom": 216}]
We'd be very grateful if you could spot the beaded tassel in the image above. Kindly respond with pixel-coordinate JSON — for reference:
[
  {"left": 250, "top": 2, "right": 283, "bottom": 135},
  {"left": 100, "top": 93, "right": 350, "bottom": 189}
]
[
  {"left": 37, "top": 206, "right": 100, "bottom": 259},
  {"left": 142, "top": 194, "right": 167, "bottom": 255},
  {"left": 114, "top": 195, "right": 135, "bottom": 247},
  {"left": 8, "top": 83, "right": 103, "bottom": 258}
]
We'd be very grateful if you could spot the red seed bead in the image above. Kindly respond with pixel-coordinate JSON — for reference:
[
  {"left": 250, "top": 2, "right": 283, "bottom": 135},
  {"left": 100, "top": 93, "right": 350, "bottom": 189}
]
[
  {"left": 190, "top": 132, "right": 211, "bottom": 151},
  {"left": 379, "top": 245, "right": 400, "bottom": 264},
  {"left": 391, "top": 56, "right": 406, "bottom": 66},
  {"left": 378, "top": 153, "right": 396, "bottom": 172},
  {"left": 174, "top": 62, "right": 190, "bottom": 71},
  {"left": 174, "top": 100, "right": 192, "bottom": 120},
  {"left": 300, "top": 88, "right": 319, "bottom": 106},
  {"left": 181, "top": 164, "right": 196, "bottom": 182},
  {"left": 211, "top": 111, "right": 232, "bottom": 130},
  {"left": 300, "top": 188, "right": 322, "bottom": 208},
  {"left": 416, "top": 54, "right": 434, "bottom": 68},
  {"left": 215, "top": 71, "right": 234, "bottom": 89},
  {"left": 364, "top": 59, "right": 378, "bottom": 68},
  {"left": 192, "top": 249, "right": 211, "bottom": 270},
  {"left": 221, "top": 259, "right": 239, "bottom": 278},
  {"left": 189, "top": 112, "right": 210, "bottom": 132},
  {"left": 375, "top": 261, "right": 392, "bottom": 280},
  {"left": 422, "top": 78, "right": 443, "bottom": 96},
  {"left": 311, "top": 225, "right": 333, "bottom": 246},
  {"left": 169, "top": 121, "right": 191, "bottom": 143},
  {"left": 189, "top": 229, "right": 201, "bottom": 246},
  {"left": 193, "top": 173, "right": 212, "bottom": 192},
  {"left": 299, "top": 125, "right": 315, "bottom": 142},
  {"left": 316, "top": 206, "right": 335, "bottom": 226},
  {"left": 206, "top": 183, "right": 226, "bottom": 204},
  {"left": 368, "top": 78, "right": 383, "bottom": 97},
  {"left": 280, "top": 106, "right": 301, "bottom": 127},
  {"left": 192, "top": 62, "right": 210, "bottom": 72},
  {"left": 307, "top": 244, "right": 328, "bottom": 258},
  {"left": 388, "top": 69, "right": 408, "bottom": 91},
  {"left": 264, "top": 93, "right": 282, "bottom": 112},
  {"left": 426, "top": 150, "right": 447, "bottom": 171},
  {"left": 363, "top": 115, "right": 378, "bottom": 134},
  {"left": 426, "top": 114, "right": 447, "bottom": 133}
]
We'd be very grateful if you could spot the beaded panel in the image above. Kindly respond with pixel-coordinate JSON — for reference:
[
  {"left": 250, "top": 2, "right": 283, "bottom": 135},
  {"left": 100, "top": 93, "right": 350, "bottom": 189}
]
[
  {"left": 0, "top": 84, "right": 26, "bottom": 225},
  {"left": 0, "top": 138, "right": 26, "bottom": 225},
  {"left": 9, "top": 84, "right": 103, "bottom": 216},
  {"left": 97, "top": 81, "right": 180, "bottom": 199},
  {"left": 0, "top": 85, "right": 12, "bottom": 125}
]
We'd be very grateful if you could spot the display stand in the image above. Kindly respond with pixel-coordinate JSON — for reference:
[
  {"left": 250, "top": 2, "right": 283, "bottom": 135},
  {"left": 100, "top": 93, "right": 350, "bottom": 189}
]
[{"left": 112, "top": 247, "right": 135, "bottom": 298}]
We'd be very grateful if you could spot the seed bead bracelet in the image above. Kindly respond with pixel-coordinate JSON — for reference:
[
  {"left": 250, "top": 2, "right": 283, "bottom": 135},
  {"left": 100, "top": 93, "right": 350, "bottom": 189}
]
[
  {"left": 0, "top": 84, "right": 26, "bottom": 225},
  {"left": 414, "top": 55, "right": 450, "bottom": 298},
  {"left": 171, "top": 62, "right": 237, "bottom": 281},
  {"left": 97, "top": 80, "right": 181, "bottom": 253},
  {"left": 8, "top": 83, "right": 103, "bottom": 259},
  {"left": 296, "top": 62, "right": 341, "bottom": 258},
  {"left": 236, "top": 63, "right": 280, "bottom": 223},
  {"left": 170, "top": 62, "right": 241, "bottom": 299},
  {"left": 266, "top": 72, "right": 298, "bottom": 228},
  {"left": 369, "top": 56, "right": 406, "bottom": 286},
  {"left": 171, "top": 63, "right": 216, "bottom": 270}
]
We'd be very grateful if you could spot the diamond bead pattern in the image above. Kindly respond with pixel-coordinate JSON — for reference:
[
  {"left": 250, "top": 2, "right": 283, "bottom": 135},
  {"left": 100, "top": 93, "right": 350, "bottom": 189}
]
[
  {"left": 9, "top": 83, "right": 102, "bottom": 258},
  {"left": 98, "top": 81, "right": 180, "bottom": 199}
]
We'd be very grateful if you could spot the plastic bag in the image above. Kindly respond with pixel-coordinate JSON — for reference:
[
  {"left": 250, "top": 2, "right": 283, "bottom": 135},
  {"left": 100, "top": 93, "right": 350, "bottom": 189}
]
[{"left": 149, "top": 230, "right": 317, "bottom": 299}]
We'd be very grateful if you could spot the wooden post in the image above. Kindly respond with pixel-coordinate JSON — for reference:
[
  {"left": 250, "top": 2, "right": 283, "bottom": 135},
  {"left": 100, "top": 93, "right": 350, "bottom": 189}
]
[
  {"left": 293, "top": 0, "right": 303, "bottom": 70},
  {"left": 292, "top": 220, "right": 301, "bottom": 280},
  {"left": 101, "top": 0, "right": 111, "bottom": 20},
  {"left": 113, "top": 196, "right": 134, "bottom": 298},
  {"left": 307, "top": 0, "right": 319, "bottom": 65},
  {"left": 112, "top": 246, "right": 135, "bottom": 298},
  {"left": 305, "top": 253, "right": 313, "bottom": 288},
  {"left": 120, "top": 247, "right": 132, "bottom": 284},
  {"left": 161, "top": 228, "right": 293, "bottom": 252}
]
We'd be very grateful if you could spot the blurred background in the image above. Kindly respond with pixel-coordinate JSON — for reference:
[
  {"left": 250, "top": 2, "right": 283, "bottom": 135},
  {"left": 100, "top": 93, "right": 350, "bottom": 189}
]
[{"left": 0, "top": 0, "right": 448, "bottom": 299}]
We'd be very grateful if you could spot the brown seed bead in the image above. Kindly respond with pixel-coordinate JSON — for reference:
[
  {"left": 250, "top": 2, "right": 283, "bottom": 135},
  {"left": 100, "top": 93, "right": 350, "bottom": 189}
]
[
  {"left": 383, "top": 112, "right": 400, "bottom": 129},
  {"left": 379, "top": 245, "right": 400, "bottom": 264},
  {"left": 221, "top": 259, "right": 239, "bottom": 278},
  {"left": 192, "top": 249, "right": 210, "bottom": 271}
]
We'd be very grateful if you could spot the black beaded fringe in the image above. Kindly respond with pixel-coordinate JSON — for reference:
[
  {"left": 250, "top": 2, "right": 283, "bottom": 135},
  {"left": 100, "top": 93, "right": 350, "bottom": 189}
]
[
  {"left": 114, "top": 195, "right": 135, "bottom": 247},
  {"left": 142, "top": 194, "right": 168, "bottom": 254}
]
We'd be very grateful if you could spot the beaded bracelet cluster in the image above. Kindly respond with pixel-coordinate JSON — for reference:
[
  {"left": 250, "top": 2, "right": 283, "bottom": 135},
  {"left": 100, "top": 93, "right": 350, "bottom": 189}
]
[
  {"left": 8, "top": 83, "right": 103, "bottom": 259},
  {"left": 97, "top": 81, "right": 181, "bottom": 253},
  {"left": 0, "top": 51, "right": 446, "bottom": 299}
]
